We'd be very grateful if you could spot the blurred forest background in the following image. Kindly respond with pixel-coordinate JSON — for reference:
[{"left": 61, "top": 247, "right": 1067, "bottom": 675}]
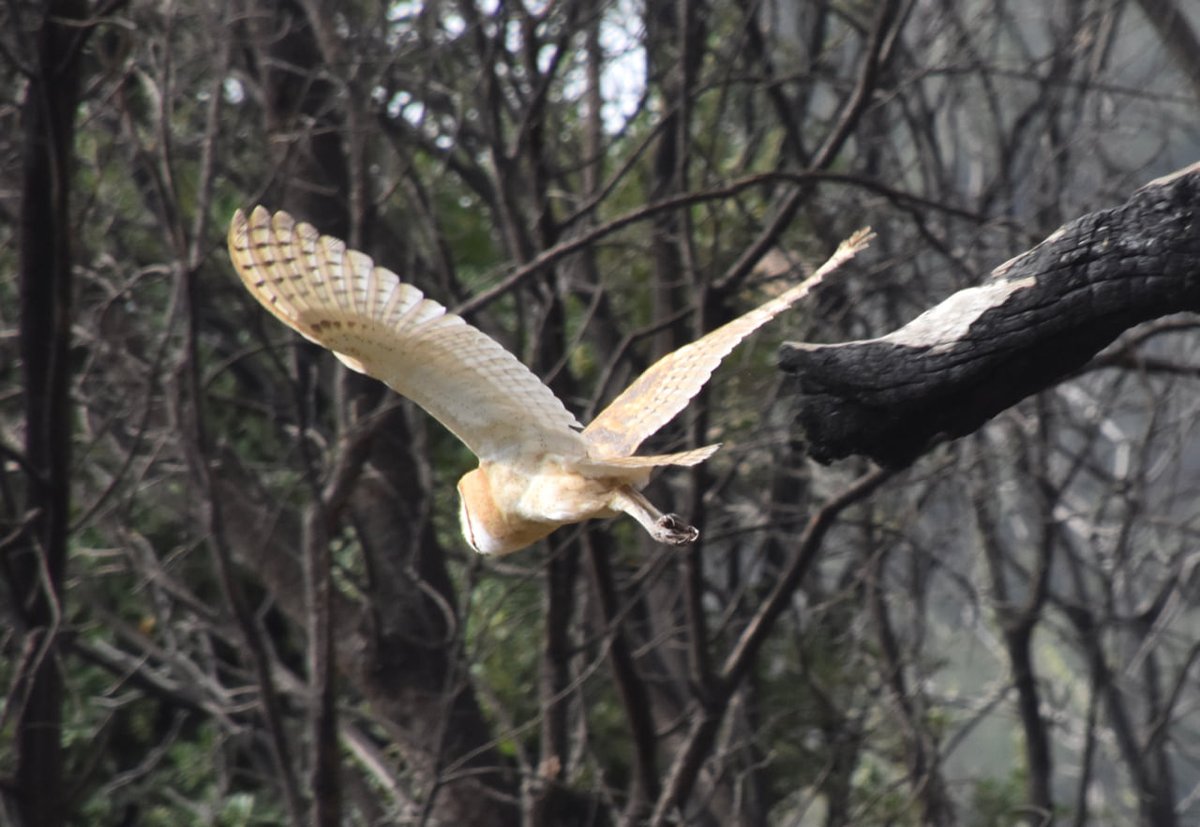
[{"left": 2, "top": 0, "right": 1200, "bottom": 825}]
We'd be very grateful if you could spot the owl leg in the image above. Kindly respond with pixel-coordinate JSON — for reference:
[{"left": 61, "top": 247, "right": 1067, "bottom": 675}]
[{"left": 610, "top": 487, "right": 699, "bottom": 545}]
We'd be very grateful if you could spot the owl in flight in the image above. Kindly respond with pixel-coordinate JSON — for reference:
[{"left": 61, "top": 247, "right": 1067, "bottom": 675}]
[{"left": 229, "top": 207, "right": 870, "bottom": 555}]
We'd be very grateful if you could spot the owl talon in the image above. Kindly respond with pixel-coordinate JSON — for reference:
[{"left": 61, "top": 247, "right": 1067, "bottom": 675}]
[{"left": 654, "top": 514, "right": 699, "bottom": 545}]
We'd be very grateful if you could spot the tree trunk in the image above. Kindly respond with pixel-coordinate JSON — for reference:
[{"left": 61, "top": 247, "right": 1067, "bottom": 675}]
[{"left": 4, "top": 2, "right": 89, "bottom": 826}]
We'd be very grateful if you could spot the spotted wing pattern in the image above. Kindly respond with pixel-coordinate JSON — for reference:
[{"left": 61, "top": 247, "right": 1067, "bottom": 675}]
[{"left": 229, "top": 207, "right": 586, "bottom": 462}]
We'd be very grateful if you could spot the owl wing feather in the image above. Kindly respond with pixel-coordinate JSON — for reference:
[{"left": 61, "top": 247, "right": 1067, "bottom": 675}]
[
  {"left": 583, "top": 228, "right": 873, "bottom": 459},
  {"left": 229, "top": 207, "right": 587, "bottom": 463}
]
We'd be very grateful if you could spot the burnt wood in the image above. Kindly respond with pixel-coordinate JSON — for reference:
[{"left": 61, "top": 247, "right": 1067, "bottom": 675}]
[{"left": 780, "top": 162, "right": 1200, "bottom": 467}]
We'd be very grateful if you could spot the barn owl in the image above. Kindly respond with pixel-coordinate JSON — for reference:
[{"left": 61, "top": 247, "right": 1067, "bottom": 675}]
[{"left": 228, "top": 207, "right": 870, "bottom": 555}]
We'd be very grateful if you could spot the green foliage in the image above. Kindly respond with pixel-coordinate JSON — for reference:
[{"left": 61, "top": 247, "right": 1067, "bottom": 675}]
[{"left": 967, "top": 769, "right": 1027, "bottom": 827}]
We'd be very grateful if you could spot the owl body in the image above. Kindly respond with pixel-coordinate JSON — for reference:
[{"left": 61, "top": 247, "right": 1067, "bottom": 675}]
[{"left": 229, "top": 207, "right": 869, "bottom": 554}]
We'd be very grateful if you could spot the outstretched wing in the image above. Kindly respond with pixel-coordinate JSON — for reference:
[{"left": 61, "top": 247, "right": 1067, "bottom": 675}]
[
  {"left": 229, "top": 207, "right": 586, "bottom": 462},
  {"left": 583, "top": 229, "right": 872, "bottom": 458}
]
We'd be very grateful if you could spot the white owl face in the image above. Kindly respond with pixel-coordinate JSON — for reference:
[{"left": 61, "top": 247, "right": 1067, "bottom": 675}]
[
  {"left": 457, "top": 468, "right": 554, "bottom": 555},
  {"left": 457, "top": 480, "right": 506, "bottom": 555}
]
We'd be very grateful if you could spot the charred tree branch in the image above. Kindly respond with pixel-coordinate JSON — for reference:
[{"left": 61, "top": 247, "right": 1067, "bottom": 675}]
[{"left": 781, "top": 162, "right": 1200, "bottom": 467}]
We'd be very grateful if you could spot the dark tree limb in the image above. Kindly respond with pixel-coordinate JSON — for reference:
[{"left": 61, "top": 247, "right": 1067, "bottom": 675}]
[
  {"left": 781, "top": 161, "right": 1200, "bottom": 467},
  {"left": 4, "top": 3, "right": 91, "bottom": 826}
]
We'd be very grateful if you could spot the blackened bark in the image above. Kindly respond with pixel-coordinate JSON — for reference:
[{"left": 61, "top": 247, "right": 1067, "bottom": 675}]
[
  {"left": 4, "top": 3, "right": 89, "bottom": 826},
  {"left": 781, "top": 162, "right": 1200, "bottom": 467}
]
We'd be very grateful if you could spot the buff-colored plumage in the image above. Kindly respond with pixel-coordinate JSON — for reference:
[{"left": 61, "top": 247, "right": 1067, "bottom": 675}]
[{"left": 228, "top": 206, "right": 870, "bottom": 554}]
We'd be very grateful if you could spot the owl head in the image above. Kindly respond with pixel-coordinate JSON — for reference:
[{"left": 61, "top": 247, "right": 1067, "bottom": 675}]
[{"left": 457, "top": 468, "right": 556, "bottom": 555}]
